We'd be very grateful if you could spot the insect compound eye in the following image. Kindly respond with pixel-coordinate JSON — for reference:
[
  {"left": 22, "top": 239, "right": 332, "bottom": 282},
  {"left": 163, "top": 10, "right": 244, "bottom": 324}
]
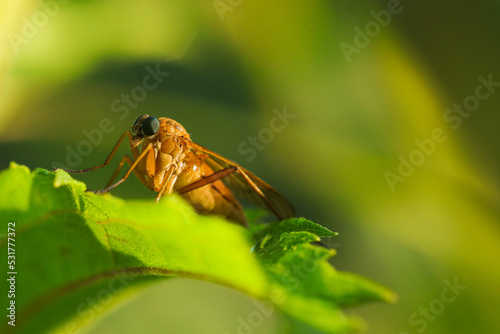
[
  {"left": 133, "top": 114, "right": 149, "bottom": 127},
  {"left": 141, "top": 116, "right": 160, "bottom": 136}
]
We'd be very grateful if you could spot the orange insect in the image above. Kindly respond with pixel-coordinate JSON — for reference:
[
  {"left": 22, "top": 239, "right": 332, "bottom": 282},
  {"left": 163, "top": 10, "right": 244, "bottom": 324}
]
[{"left": 57, "top": 115, "right": 295, "bottom": 226}]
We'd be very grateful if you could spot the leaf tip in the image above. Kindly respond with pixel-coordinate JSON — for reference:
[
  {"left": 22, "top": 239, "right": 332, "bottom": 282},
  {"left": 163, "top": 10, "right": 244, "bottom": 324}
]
[
  {"left": 52, "top": 168, "right": 87, "bottom": 191},
  {"left": 384, "top": 290, "right": 399, "bottom": 304},
  {"left": 8, "top": 161, "right": 30, "bottom": 172}
]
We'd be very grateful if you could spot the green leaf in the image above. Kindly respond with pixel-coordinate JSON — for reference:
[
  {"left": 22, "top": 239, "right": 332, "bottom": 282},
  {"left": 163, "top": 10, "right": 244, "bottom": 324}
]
[{"left": 0, "top": 163, "right": 395, "bottom": 334}]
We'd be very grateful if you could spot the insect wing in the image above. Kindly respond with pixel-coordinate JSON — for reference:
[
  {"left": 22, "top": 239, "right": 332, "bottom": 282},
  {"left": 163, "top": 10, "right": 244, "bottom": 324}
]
[{"left": 189, "top": 142, "right": 295, "bottom": 220}]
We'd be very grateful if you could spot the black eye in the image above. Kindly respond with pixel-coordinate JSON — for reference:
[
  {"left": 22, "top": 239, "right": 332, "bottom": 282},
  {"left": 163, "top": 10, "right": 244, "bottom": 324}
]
[
  {"left": 134, "top": 114, "right": 148, "bottom": 127},
  {"left": 141, "top": 116, "right": 160, "bottom": 136}
]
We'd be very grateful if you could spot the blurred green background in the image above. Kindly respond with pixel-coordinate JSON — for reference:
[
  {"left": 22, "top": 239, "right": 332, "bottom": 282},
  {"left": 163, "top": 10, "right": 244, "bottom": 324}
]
[{"left": 1, "top": 0, "right": 499, "bottom": 333}]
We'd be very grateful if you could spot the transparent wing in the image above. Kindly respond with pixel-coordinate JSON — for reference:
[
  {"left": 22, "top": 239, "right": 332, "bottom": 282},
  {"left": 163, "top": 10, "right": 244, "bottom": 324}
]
[{"left": 189, "top": 142, "right": 295, "bottom": 220}]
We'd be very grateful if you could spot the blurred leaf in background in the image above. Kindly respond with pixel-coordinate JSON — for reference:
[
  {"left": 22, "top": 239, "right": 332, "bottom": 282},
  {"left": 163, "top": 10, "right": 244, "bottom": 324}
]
[{"left": 1, "top": 0, "right": 499, "bottom": 333}]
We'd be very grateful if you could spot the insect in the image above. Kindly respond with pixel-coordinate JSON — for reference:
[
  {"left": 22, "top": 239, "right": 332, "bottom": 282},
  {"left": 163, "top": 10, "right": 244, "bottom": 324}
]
[{"left": 57, "top": 115, "right": 295, "bottom": 226}]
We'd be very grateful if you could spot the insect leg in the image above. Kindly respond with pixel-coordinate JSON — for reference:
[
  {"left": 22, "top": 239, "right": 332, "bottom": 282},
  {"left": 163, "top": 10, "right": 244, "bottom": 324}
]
[
  {"left": 53, "top": 130, "right": 133, "bottom": 173},
  {"left": 105, "top": 155, "right": 148, "bottom": 188},
  {"left": 176, "top": 166, "right": 237, "bottom": 195},
  {"left": 92, "top": 142, "right": 154, "bottom": 194},
  {"left": 155, "top": 165, "right": 177, "bottom": 203},
  {"left": 105, "top": 131, "right": 142, "bottom": 186}
]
